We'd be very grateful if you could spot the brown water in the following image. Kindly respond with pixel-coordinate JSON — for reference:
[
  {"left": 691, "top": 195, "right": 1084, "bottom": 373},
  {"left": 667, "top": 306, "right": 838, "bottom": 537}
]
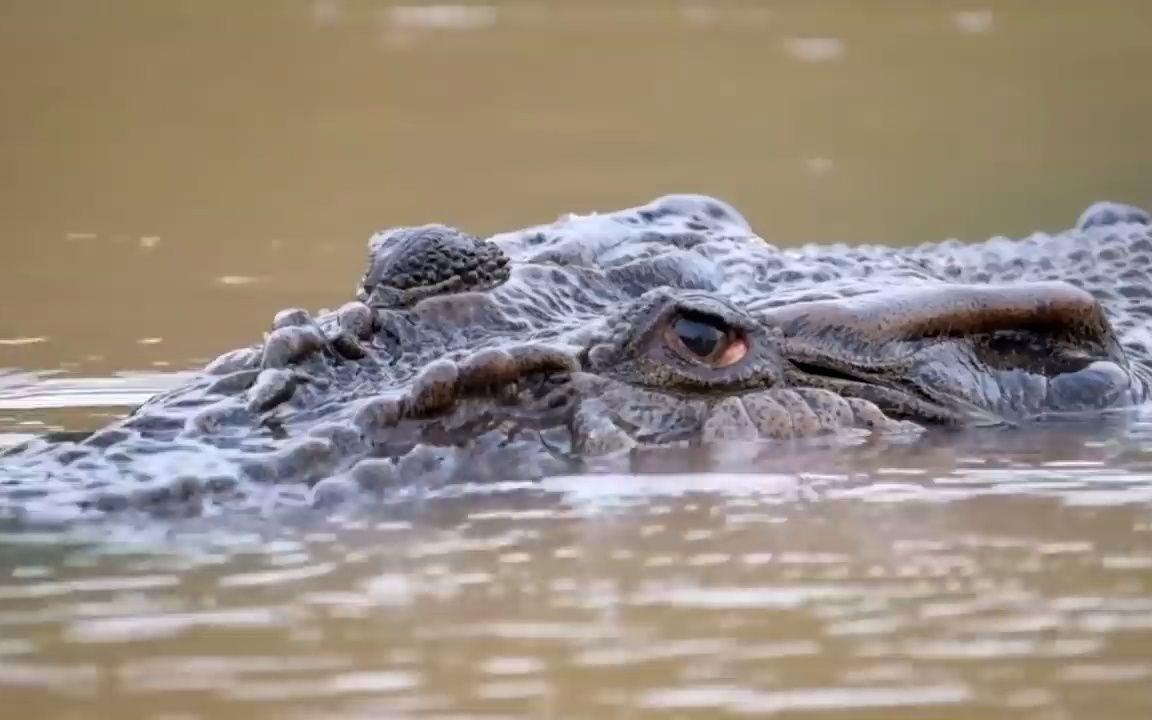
[{"left": 2, "top": 1, "right": 1152, "bottom": 717}]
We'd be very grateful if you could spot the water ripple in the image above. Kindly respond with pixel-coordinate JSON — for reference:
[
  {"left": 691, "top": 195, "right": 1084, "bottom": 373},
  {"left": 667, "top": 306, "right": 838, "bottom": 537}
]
[{"left": 65, "top": 607, "right": 292, "bottom": 643}]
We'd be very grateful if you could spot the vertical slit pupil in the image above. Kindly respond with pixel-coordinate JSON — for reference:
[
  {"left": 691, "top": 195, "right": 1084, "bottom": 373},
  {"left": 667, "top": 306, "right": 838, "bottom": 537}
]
[{"left": 673, "top": 314, "right": 726, "bottom": 357}]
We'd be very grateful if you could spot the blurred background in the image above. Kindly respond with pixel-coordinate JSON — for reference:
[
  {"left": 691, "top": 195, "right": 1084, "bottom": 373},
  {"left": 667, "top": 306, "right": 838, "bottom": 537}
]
[
  {"left": 4, "top": 6, "right": 1152, "bottom": 719},
  {"left": 2, "top": 0, "right": 1151, "bottom": 417}
]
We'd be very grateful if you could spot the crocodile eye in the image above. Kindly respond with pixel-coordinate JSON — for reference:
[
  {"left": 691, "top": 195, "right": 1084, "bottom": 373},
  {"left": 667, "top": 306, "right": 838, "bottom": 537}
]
[{"left": 664, "top": 311, "right": 748, "bottom": 367}]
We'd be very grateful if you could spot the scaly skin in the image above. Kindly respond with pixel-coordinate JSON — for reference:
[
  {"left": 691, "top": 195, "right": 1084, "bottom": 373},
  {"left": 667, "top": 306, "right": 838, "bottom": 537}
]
[{"left": 1, "top": 195, "right": 1148, "bottom": 522}]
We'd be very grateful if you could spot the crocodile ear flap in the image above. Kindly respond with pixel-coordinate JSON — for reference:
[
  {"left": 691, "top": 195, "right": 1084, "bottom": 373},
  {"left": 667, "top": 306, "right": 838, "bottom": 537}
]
[{"left": 358, "top": 225, "right": 510, "bottom": 308}]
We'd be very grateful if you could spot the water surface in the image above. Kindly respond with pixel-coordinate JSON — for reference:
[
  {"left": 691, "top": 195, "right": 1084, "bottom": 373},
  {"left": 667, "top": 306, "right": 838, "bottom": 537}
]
[{"left": 1, "top": 2, "right": 1151, "bottom": 718}]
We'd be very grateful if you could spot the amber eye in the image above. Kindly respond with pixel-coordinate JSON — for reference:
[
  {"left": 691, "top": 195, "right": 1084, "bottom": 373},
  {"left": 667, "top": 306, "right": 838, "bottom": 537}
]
[{"left": 664, "top": 311, "right": 748, "bottom": 367}]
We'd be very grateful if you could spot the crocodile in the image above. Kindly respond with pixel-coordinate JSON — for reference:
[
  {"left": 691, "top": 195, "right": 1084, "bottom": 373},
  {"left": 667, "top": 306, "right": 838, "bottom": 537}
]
[{"left": 1, "top": 193, "right": 1150, "bottom": 523}]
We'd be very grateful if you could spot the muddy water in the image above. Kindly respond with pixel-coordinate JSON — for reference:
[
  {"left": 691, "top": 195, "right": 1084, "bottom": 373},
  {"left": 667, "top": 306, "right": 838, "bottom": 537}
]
[{"left": 2, "top": 1, "right": 1152, "bottom": 718}]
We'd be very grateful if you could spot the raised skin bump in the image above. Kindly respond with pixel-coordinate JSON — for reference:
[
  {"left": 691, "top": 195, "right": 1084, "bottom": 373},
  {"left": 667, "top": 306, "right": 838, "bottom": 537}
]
[
  {"left": 456, "top": 348, "right": 518, "bottom": 391},
  {"left": 763, "top": 389, "right": 823, "bottom": 436},
  {"left": 336, "top": 301, "right": 375, "bottom": 340},
  {"left": 247, "top": 369, "right": 298, "bottom": 414},
  {"left": 184, "top": 400, "right": 249, "bottom": 437},
  {"left": 701, "top": 397, "right": 759, "bottom": 442},
  {"left": 406, "top": 359, "right": 460, "bottom": 417},
  {"left": 1076, "top": 201, "right": 1151, "bottom": 231},
  {"left": 261, "top": 325, "right": 327, "bottom": 369},
  {"left": 571, "top": 399, "right": 638, "bottom": 456},
  {"left": 353, "top": 397, "right": 403, "bottom": 442},
  {"left": 740, "top": 392, "right": 795, "bottom": 439},
  {"left": 205, "top": 369, "right": 262, "bottom": 396},
  {"left": 204, "top": 347, "right": 260, "bottom": 375},
  {"left": 792, "top": 388, "right": 855, "bottom": 431},
  {"left": 507, "top": 344, "right": 581, "bottom": 377},
  {"left": 327, "top": 331, "right": 367, "bottom": 361},
  {"left": 2, "top": 194, "right": 1150, "bottom": 521},
  {"left": 272, "top": 308, "right": 314, "bottom": 330}
]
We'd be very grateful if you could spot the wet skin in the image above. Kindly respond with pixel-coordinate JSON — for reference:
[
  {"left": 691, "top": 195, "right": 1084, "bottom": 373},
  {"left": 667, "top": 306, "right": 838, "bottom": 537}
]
[{"left": 1, "top": 195, "right": 1149, "bottom": 522}]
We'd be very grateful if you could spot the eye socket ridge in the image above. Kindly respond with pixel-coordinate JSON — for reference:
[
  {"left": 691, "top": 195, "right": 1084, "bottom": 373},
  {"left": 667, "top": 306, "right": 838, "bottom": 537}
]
[{"left": 662, "top": 308, "right": 749, "bottom": 368}]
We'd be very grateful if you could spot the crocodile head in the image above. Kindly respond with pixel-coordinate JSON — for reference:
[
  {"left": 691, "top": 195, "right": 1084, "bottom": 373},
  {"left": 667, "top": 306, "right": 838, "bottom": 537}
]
[{"left": 0, "top": 194, "right": 1145, "bottom": 521}]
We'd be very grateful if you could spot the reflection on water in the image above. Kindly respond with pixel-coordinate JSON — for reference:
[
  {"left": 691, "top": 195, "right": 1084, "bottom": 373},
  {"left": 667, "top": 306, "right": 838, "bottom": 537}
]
[
  {"left": 2, "top": 422, "right": 1152, "bottom": 718},
  {"left": 0, "top": 371, "right": 191, "bottom": 451},
  {"left": 2, "top": 0, "right": 1152, "bottom": 717}
]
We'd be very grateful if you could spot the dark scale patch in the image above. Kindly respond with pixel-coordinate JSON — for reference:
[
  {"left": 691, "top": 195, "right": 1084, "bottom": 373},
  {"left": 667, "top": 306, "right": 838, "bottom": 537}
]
[
  {"left": 83, "top": 429, "right": 135, "bottom": 449},
  {"left": 637, "top": 230, "right": 709, "bottom": 251},
  {"left": 360, "top": 225, "right": 510, "bottom": 307},
  {"left": 1098, "top": 246, "right": 1126, "bottom": 263},
  {"left": 55, "top": 447, "right": 95, "bottom": 466},
  {"left": 1077, "top": 201, "right": 1151, "bottom": 231},
  {"left": 1119, "top": 284, "right": 1152, "bottom": 300},
  {"left": 122, "top": 412, "right": 190, "bottom": 438},
  {"left": 769, "top": 270, "right": 811, "bottom": 284},
  {"left": 1131, "top": 236, "right": 1152, "bottom": 254}
]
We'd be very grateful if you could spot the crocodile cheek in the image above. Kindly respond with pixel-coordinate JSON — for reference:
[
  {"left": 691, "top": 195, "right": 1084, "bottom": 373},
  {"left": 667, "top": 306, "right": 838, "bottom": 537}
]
[
  {"left": 702, "top": 397, "right": 759, "bottom": 442},
  {"left": 758, "top": 389, "right": 824, "bottom": 436},
  {"left": 844, "top": 397, "right": 923, "bottom": 433},
  {"left": 740, "top": 392, "right": 795, "bottom": 439},
  {"left": 981, "top": 369, "right": 1049, "bottom": 416},
  {"left": 737, "top": 388, "right": 853, "bottom": 439},
  {"left": 599, "top": 387, "right": 707, "bottom": 443},
  {"left": 906, "top": 347, "right": 1045, "bottom": 421},
  {"left": 571, "top": 399, "right": 637, "bottom": 456},
  {"left": 791, "top": 388, "right": 856, "bottom": 431},
  {"left": 567, "top": 373, "right": 707, "bottom": 448},
  {"left": 737, "top": 389, "right": 920, "bottom": 440}
]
